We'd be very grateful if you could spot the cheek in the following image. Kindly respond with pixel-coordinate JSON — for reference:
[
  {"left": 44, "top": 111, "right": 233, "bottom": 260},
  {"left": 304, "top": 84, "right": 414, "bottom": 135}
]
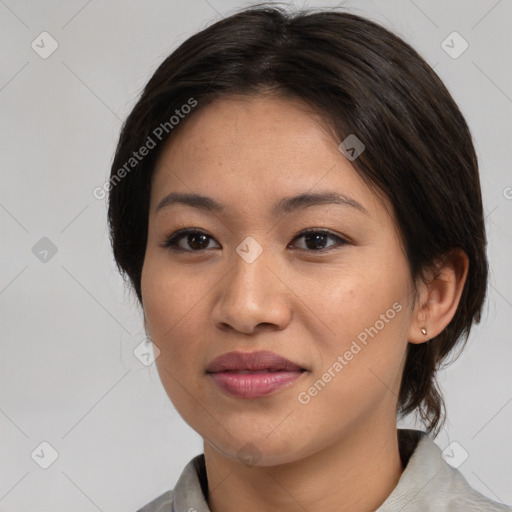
[
  {"left": 311, "top": 255, "right": 412, "bottom": 389},
  {"left": 315, "top": 256, "right": 408, "bottom": 337},
  {"left": 141, "top": 258, "right": 211, "bottom": 418},
  {"left": 141, "top": 255, "right": 204, "bottom": 364},
  {"left": 295, "top": 276, "right": 410, "bottom": 429}
]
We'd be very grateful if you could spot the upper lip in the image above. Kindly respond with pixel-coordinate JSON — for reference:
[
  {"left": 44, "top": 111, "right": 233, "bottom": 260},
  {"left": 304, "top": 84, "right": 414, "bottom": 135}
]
[{"left": 206, "top": 350, "right": 304, "bottom": 373}]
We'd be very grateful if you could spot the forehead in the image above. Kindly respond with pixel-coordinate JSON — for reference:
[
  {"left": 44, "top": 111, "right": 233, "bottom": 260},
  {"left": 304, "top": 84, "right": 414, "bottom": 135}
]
[
  {"left": 157, "top": 94, "right": 335, "bottom": 161},
  {"left": 150, "top": 94, "right": 390, "bottom": 222}
]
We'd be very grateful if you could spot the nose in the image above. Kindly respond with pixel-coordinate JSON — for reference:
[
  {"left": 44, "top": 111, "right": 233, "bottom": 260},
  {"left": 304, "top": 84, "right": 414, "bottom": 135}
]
[{"left": 211, "top": 247, "right": 293, "bottom": 335}]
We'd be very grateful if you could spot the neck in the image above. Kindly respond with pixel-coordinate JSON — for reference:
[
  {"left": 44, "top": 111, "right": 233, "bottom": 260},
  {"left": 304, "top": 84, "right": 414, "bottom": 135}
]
[{"left": 203, "top": 422, "right": 403, "bottom": 512}]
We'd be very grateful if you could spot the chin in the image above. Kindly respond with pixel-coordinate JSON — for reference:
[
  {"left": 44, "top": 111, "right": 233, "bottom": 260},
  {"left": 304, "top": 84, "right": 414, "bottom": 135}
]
[{"left": 204, "top": 430, "right": 314, "bottom": 468}]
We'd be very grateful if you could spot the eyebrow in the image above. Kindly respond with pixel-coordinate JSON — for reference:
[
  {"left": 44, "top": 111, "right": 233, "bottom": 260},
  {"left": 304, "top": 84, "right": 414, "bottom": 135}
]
[{"left": 155, "top": 191, "right": 368, "bottom": 216}]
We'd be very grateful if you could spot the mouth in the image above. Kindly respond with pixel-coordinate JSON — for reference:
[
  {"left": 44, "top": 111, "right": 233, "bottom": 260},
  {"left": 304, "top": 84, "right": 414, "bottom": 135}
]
[{"left": 206, "top": 350, "right": 306, "bottom": 398}]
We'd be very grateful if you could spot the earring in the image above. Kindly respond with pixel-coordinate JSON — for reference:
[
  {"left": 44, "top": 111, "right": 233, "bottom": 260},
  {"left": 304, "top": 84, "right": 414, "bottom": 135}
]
[{"left": 421, "top": 327, "right": 428, "bottom": 336}]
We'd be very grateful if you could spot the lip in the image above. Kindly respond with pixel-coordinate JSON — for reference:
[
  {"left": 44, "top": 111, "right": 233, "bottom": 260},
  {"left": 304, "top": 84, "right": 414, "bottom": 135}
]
[{"left": 206, "top": 350, "right": 306, "bottom": 398}]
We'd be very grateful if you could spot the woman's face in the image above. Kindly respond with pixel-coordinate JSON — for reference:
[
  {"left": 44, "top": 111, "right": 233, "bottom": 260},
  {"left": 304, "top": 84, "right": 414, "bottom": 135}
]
[{"left": 141, "top": 94, "right": 417, "bottom": 466}]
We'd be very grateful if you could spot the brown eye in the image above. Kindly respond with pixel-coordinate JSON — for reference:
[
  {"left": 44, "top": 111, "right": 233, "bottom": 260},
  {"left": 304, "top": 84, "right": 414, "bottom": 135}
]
[
  {"left": 289, "top": 229, "right": 348, "bottom": 251},
  {"left": 163, "top": 229, "right": 220, "bottom": 252},
  {"left": 162, "top": 228, "right": 348, "bottom": 253}
]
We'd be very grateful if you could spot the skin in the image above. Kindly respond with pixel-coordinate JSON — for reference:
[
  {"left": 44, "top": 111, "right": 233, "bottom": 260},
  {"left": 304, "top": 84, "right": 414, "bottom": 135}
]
[{"left": 141, "top": 94, "right": 469, "bottom": 512}]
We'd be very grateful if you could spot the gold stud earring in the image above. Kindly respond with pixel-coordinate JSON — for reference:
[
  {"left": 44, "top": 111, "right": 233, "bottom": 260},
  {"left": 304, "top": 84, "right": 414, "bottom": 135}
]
[{"left": 421, "top": 327, "right": 427, "bottom": 336}]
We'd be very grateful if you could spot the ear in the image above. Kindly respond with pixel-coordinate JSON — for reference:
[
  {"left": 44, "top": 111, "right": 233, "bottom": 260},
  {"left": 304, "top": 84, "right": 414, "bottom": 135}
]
[{"left": 408, "top": 248, "right": 469, "bottom": 344}]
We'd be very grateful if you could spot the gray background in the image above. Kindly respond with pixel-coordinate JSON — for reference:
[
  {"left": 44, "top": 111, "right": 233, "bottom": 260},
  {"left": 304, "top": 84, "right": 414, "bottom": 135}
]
[{"left": 1, "top": 0, "right": 511, "bottom": 510}]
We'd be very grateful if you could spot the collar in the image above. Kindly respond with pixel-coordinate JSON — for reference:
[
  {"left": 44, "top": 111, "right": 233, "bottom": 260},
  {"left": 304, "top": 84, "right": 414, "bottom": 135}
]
[{"left": 139, "top": 429, "right": 509, "bottom": 511}]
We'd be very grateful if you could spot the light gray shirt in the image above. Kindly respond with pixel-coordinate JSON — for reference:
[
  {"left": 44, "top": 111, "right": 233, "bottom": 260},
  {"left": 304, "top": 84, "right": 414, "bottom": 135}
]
[{"left": 136, "top": 429, "right": 510, "bottom": 511}]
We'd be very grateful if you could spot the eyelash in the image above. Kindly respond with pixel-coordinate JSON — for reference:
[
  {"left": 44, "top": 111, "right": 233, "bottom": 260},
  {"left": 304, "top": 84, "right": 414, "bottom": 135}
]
[{"left": 161, "top": 228, "right": 350, "bottom": 253}]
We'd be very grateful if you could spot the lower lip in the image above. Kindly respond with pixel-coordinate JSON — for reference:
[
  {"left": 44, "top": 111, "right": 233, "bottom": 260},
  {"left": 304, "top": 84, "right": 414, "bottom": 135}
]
[{"left": 208, "top": 371, "right": 304, "bottom": 398}]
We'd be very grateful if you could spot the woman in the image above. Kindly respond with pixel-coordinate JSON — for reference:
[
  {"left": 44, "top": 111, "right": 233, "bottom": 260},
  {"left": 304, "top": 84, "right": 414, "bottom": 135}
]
[{"left": 108, "top": 5, "right": 510, "bottom": 511}]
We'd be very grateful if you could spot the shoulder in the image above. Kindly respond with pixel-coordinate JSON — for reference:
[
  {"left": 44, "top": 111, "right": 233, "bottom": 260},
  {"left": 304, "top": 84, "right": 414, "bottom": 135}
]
[
  {"left": 134, "top": 454, "right": 207, "bottom": 512},
  {"left": 378, "top": 430, "right": 511, "bottom": 512},
  {"left": 434, "top": 465, "right": 511, "bottom": 511},
  {"left": 135, "top": 489, "right": 174, "bottom": 512}
]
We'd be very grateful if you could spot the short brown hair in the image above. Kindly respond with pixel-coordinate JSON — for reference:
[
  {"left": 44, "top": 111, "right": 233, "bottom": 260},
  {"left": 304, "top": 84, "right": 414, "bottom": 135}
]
[{"left": 108, "top": 4, "right": 488, "bottom": 435}]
